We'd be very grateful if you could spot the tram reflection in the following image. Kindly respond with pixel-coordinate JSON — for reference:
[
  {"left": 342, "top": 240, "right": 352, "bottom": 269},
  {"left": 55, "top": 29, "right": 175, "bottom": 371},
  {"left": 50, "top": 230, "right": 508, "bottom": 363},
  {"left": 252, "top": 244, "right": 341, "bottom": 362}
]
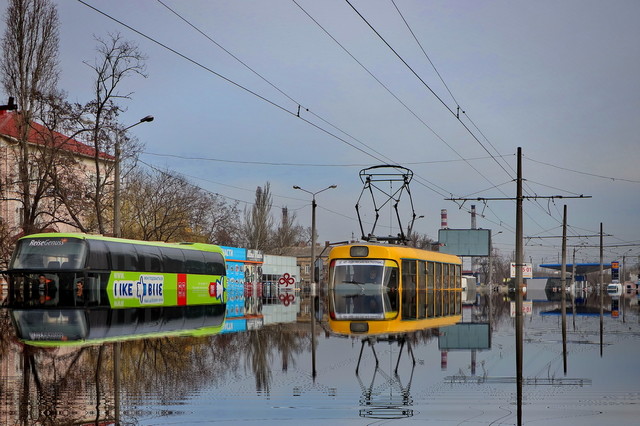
[{"left": 357, "top": 334, "right": 415, "bottom": 420}]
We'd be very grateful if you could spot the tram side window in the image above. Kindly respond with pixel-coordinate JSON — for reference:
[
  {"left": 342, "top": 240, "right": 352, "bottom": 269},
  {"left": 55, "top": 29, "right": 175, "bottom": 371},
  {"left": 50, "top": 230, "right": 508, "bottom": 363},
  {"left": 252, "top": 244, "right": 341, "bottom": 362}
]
[
  {"left": 454, "top": 264, "right": 462, "bottom": 314},
  {"left": 401, "top": 260, "right": 417, "bottom": 320},
  {"left": 434, "top": 263, "right": 442, "bottom": 317},
  {"left": 418, "top": 261, "right": 427, "bottom": 319},
  {"left": 107, "top": 242, "right": 138, "bottom": 271},
  {"left": 204, "top": 252, "right": 225, "bottom": 275},
  {"left": 184, "top": 250, "right": 205, "bottom": 274},
  {"left": 135, "top": 245, "right": 163, "bottom": 272},
  {"left": 442, "top": 264, "right": 451, "bottom": 315},
  {"left": 161, "top": 248, "right": 186, "bottom": 273},
  {"left": 427, "top": 262, "right": 434, "bottom": 318},
  {"left": 87, "top": 240, "right": 110, "bottom": 270}
]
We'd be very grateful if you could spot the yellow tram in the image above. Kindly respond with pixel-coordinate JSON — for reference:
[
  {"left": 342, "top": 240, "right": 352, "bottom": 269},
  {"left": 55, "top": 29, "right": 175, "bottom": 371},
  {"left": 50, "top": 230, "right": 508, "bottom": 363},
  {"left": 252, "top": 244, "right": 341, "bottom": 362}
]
[{"left": 328, "top": 243, "right": 463, "bottom": 337}]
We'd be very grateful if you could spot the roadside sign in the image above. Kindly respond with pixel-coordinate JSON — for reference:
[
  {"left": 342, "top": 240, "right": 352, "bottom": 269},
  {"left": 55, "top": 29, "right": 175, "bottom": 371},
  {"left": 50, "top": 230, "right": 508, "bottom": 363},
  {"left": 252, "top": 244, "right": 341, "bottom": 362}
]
[
  {"left": 510, "top": 301, "right": 533, "bottom": 317},
  {"left": 611, "top": 260, "right": 620, "bottom": 283},
  {"left": 510, "top": 262, "right": 533, "bottom": 279}
]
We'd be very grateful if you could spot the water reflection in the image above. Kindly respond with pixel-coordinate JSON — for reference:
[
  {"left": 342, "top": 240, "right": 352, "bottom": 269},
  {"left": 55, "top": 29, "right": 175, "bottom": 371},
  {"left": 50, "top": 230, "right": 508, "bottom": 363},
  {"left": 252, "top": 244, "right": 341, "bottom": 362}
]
[
  {"left": 356, "top": 336, "right": 415, "bottom": 419},
  {"left": 1, "top": 287, "right": 639, "bottom": 424}
]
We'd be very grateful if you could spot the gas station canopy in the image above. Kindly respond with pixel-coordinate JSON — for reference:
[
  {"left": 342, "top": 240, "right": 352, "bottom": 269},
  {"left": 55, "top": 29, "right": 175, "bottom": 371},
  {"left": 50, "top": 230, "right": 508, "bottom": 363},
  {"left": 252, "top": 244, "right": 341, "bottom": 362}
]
[{"left": 539, "top": 263, "right": 612, "bottom": 275}]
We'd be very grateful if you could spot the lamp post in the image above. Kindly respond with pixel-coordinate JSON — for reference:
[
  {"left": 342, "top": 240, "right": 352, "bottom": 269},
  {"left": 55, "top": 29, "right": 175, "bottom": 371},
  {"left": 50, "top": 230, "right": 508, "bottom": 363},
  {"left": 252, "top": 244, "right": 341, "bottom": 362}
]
[
  {"left": 112, "top": 114, "right": 152, "bottom": 424},
  {"left": 293, "top": 184, "right": 337, "bottom": 378},
  {"left": 114, "top": 115, "right": 154, "bottom": 237}
]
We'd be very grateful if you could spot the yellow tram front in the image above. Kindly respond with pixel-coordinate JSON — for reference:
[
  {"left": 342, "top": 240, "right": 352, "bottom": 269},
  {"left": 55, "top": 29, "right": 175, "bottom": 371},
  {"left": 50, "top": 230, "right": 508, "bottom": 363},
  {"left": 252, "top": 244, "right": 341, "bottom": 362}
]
[{"left": 327, "top": 243, "right": 463, "bottom": 336}]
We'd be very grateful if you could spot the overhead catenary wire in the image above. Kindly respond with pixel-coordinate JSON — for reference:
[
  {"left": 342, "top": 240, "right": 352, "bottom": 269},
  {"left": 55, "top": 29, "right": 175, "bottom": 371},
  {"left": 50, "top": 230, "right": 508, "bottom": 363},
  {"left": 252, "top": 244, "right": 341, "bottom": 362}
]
[
  {"left": 389, "top": 0, "right": 617, "bottom": 239},
  {"left": 142, "top": 151, "right": 511, "bottom": 167},
  {"left": 77, "top": 0, "right": 605, "bottom": 248},
  {"left": 345, "top": 0, "right": 513, "bottom": 180},
  {"left": 78, "top": 0, "right": 460, "bottom": 202},
  {"left": 293, "top": 0, "right": 517, "bottom": 228},
  {"left": 341, "top": 0, "right": 562, "bottom": 235}
]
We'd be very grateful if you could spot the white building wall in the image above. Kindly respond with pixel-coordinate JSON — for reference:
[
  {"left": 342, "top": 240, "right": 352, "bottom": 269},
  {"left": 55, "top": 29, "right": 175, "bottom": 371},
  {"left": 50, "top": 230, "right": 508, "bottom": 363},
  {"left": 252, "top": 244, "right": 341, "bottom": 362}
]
[{"left": 261, "top": 254, "right": 301, "bottom": 325}]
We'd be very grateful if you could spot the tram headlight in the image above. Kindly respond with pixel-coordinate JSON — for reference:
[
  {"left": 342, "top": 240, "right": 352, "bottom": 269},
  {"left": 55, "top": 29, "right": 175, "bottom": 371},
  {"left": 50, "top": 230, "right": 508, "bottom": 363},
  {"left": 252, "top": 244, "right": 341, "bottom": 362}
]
[{"left": 350, "top": 246, "right": 369, "bottom": 257}]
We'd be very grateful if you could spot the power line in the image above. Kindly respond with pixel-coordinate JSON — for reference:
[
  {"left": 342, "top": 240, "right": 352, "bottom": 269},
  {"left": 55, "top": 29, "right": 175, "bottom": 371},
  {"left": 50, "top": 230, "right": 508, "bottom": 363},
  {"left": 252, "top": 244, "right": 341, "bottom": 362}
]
[
  {"left": 78, "top": 1, "right": 558, "bottom": 241},
  {"left": 294, "top": 0, "right": 515, "bottom": 228},
  {"left": 525, "top": 155, "right": 640, "bottom": 183},
  {"left": 345, "top": 0, "right": 513, "bottom": 180},
  {"left": 142, "top": 150, "right": 510, "bottom": 167},
  {"left": 79, "top": 0, "right": 460, "bottom": 201}
]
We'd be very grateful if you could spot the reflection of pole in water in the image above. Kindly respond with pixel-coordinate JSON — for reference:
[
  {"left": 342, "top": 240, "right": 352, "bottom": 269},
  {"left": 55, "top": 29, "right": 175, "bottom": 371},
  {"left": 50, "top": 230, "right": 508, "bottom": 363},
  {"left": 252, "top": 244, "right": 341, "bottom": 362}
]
[
  {"left": 471, "top": 350, "right": 476, "bottom": 376},
  {"left": 20, "top": 348, "right": 30, "bottom": 424},
  {"left": 114, "top": 342, "right": 121, "bottom": 425}
]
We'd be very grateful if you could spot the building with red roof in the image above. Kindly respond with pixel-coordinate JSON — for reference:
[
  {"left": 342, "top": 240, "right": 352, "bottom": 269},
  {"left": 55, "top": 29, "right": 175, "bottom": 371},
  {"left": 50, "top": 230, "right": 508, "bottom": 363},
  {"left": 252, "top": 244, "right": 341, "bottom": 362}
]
[{"left": 0, "top": 109, "right": 114, "bottom": 241}]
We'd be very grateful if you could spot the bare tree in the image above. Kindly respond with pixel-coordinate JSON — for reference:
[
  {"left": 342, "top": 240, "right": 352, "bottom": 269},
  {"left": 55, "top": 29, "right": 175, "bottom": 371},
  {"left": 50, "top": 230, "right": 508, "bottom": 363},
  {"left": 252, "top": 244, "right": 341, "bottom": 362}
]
[
  {"left": 406, "top": 231, "right": 437, "bottom": 250},
  {"left": 82, "top": 33, "right": 147, "bottom": 235},
  {"left": 121, "top": 169, "right": 195, "bottom": 242},
  {"left": 1, "top": 0, "right": 60, "bottom": 235},
  {"left": 272, "top": 207, "right": 304, "bottom": 254},
  {"left": 242, "top": 182, "right": 274, "bottom": 251},
  {"left": 120, "top": 168, "right": 241, "bottom": 244},
  {"left": 190, "top": 192, "right": 242, "bottom": 246}
]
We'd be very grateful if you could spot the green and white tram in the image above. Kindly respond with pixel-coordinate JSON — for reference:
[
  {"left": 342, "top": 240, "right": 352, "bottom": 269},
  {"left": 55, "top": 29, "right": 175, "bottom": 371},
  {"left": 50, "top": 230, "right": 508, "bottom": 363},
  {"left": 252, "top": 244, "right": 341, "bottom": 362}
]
[{"left": 6, "top": 233, "right": 227, "bottom": 346}]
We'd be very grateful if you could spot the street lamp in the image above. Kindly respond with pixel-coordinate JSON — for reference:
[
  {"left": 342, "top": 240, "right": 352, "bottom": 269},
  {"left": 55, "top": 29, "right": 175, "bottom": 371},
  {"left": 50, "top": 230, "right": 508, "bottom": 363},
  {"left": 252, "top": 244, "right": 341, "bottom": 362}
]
[
  {"left": 114, "top": 115, "right": 154, "bottom": 237},
  {"left": 293, "top": 184, "right": 337, "bottom": 290},
  {"left": 293, "top": 184, "right": 336, "bottom": 378}
]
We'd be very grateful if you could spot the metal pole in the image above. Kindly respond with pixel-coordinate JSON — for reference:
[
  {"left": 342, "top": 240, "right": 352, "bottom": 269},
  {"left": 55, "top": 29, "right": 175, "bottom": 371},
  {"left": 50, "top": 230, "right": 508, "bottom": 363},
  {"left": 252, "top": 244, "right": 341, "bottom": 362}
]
[
  {"left": 515, "top": 147, "right": 524, "bottom": 426},
  {"left": 114, "top": 142, "right": 121, "bottom": 237},
  {"left": 561, "top": 205, "right": 567, "bottom": 375},
  {"left": 114, "top": 116, "right": 153, "bottom": 238},
  {"left": 599, "top": 223, "right": 604, "bottom": 357},
  {"left": 488, "top": 234, "right": 493, "bottom": 326},
  {"left": 310, "top": 194, "right": 317, "bottom": 379},
  {"left": 572, "top": 249, "right": 576, "bottom": 330},
  {"left": 293, "top": 184, "right": 336, "bottom": 379}
]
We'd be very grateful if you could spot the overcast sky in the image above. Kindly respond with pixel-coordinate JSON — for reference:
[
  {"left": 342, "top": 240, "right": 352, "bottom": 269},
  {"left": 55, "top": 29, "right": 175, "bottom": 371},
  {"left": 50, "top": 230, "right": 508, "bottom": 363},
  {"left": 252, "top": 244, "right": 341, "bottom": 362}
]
[{"left": 3, "top": 0, "right": 639, "bottom": 268}]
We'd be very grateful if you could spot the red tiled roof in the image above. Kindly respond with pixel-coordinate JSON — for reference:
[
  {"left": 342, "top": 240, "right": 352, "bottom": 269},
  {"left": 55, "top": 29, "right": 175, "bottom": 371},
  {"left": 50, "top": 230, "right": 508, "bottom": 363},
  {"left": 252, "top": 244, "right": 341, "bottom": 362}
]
[{"left": 0, "top": 110, "right": 114, "bottom": 160}]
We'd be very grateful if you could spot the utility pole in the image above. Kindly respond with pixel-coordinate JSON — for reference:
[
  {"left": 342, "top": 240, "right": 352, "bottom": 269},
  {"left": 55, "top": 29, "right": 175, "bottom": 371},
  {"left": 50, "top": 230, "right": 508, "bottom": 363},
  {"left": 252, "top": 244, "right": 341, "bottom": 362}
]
[
  {"left": 599, "top": 223, "right": 604, "bottom": 356},
  {"left": 515, "top": 147, "right": 523, "bottom": 426},
  {"left": 561, "top": 204, "right": 567, "bottom": 375},
  {"left": 446, "top": 147, "right": 590, "bottom": 426}
]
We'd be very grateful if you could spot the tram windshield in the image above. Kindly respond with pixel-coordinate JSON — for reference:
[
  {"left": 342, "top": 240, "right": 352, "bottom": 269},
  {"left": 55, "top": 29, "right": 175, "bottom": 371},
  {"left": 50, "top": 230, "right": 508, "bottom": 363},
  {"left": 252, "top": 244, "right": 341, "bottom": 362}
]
[
  {"left": 10, "top": 236, "right": 87, "bottom": 270},
  {"left": 330, "top": 259, "right": 399, "bottom": 320},
  {"left": 8, "top": 237, "right": 91, "bottom": 308},
  {"left": 11, "top": 309, "right": 88, "bottom": 342}
]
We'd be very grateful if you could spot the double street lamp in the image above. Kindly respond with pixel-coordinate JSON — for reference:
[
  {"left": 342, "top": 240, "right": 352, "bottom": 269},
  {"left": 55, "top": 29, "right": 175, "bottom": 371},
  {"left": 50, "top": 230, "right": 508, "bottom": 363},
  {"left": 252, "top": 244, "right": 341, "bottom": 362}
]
[
  {"left": 292, "top": 184, "right": 337, "bottom": 293},
  {"left": 114, "top": 115, "right": 154, "bottom": 237}
]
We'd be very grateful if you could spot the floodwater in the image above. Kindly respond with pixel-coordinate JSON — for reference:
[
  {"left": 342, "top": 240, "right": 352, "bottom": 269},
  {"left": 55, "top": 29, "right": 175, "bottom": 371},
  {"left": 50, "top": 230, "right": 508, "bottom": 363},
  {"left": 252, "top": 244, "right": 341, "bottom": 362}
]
[{"left": 1, "top": 289, "right": 639, "bottom": 425}]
